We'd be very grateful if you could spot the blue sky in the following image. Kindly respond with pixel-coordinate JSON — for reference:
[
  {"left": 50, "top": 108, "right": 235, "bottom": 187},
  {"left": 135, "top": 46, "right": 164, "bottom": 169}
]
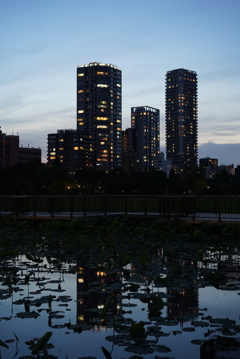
[{"left": 1, "top": 0, "right": 240, "bottom": 165}]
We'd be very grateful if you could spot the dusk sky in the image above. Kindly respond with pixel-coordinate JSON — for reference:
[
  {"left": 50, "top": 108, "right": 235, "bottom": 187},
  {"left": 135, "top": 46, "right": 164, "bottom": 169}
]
[{"left": 1, "top": 0, "right": 240, "bottom": 165}]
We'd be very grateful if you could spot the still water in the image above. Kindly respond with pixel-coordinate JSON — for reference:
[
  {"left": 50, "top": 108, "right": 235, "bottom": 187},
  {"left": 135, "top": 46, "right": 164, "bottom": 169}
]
[{"left": 0, "top": 251, "right": 239, "bottom": 359}]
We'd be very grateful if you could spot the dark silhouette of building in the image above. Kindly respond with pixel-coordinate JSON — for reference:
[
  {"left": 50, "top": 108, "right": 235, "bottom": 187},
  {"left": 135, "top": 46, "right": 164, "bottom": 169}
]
[
  {"left": 48, "top": 62, "right": 122, "bottom": 172},
  {"left": 165, "top": 69, "right": 198, "bottom": 174},
  {"left": 47, "top": 129, "right": 94, "bottom": 172},
  {"left": 235, "top": 165, "right": 240, "bottom": 177},
  {"left": 199, "top": 157, "right": 218, "bottom": 179},
  {"left": 77, "top": 62, "right": 122, "bottom": 171},
  {"left": 122, "top": 128, "right": 137, "bottom": 173},
  {"left": 131, "top": 106, "right": 160, "bottom": 171},
  {"left": 0, "top": 129, "right": 41, "bottom": 169}
]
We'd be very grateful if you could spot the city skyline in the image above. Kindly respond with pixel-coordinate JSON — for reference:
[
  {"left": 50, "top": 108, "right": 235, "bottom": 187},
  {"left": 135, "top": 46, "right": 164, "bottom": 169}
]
[{"left": 1, "top": 0, "right": 240, "bottom": 165}]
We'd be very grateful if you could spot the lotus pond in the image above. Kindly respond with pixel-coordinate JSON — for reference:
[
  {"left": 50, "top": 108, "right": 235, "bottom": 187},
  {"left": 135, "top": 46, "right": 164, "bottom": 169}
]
[{"left": 0, "top": 216, "right": 240, "bottom": 359}]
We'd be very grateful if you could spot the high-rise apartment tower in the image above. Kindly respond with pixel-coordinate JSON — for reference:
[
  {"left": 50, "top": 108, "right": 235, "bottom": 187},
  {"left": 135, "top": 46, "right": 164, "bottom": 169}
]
[
  {"left": 131, "top": 106, "right": 160, "bottom": 171},
  {"left": 77, "top": 62, "right": 122, "bottom": 171},
  {"left": 165, "top": 68, "right": 198, "bottom": 173}
]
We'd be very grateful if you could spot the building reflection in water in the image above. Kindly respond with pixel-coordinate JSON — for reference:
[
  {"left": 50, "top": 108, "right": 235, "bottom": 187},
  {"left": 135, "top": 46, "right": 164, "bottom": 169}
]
[
  {"left": 166, "top": 255, "right": 199, "bottom": 322},
  {"left": 76, "top": 263, "right": 122, "bottom": 325}
]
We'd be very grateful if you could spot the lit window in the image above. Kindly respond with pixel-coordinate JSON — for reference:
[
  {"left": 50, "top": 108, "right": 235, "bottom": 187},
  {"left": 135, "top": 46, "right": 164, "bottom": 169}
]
[
  {"left": 78, "top": 73, "right": 84, "bottom": 77},
  {"left": 96, "top": 117, "right": 109, "bottom": 121}
]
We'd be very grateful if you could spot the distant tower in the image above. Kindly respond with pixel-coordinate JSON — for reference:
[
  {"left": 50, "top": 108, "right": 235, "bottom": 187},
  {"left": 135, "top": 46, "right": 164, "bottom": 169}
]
[
  {"left": 76, "top": 62, "right": 122, "bottom": 171},
  {"left": 131, "top": 106, "right": 160, "bottom": 171},
  {"left": 165, "top": 69, "right": 198, "bottom": 173}
]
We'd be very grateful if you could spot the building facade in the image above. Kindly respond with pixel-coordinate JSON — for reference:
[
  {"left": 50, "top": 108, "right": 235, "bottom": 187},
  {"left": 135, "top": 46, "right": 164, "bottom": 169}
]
[
  {"left": 131, "top": 106, "right": 160, "bottom": 171},
  {"left": 199, "top": 157, "right": 218, "bottom": 179},
  {"left": 77, "top": 62, "right": 122, "bottom": 171},
  {"left": 0, "top": 130, "right": 41, "bottom": 169},
  {"left": 47, "top": 129, "right": 94, "bottom": 172},
  {"left": 122, "top": 128, "right": 137, "bottom": 173},
  {"left": 165, "top": 68, "right": 198, "bottom": 174}
]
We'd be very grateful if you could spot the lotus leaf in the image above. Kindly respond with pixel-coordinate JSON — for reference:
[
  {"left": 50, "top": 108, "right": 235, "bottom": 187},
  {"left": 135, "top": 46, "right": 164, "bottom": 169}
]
[
  {"left": 155, "top": 344, "right": 171, "bottom": 352},
  {"left": 191, "top": 320, "right": 209, "bottom": 327},
  {"left": 16, "top": 311, "right": 40, "bottom": 319}
]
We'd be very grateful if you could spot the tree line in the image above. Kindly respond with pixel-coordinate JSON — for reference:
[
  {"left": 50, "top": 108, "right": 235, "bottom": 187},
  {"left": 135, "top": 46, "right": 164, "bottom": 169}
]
[{"left": 0, "top": 161, "right": 239, "bottom": 195}]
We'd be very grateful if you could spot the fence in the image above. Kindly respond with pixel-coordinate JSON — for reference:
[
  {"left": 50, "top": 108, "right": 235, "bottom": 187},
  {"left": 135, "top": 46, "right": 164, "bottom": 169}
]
[{"left": 0, "top": 195, "right": 240, "bottom": 221}]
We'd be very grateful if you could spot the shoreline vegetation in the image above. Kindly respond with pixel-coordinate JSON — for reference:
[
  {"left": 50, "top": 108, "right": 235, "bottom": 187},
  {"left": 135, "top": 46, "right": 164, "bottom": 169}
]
[{"left": 0, "top": 216, "right": 240, "bottom": 256}]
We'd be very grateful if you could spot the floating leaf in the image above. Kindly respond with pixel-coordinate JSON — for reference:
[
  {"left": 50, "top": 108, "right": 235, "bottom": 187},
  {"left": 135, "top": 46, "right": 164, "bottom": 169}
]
[
  {"left": 129, "top": 323, "right": 146, "bottom": 343},
  {"left": 0, "top": 339, "right": 9, "bottom": 349},
  {"left": 101, "top": 346, "right": 112, "bottom": 359},
  {"left": 191, "top": 339, "right": 207, "bottom": 345},
  {"left": 31, "top": 331, "right": 52, "bottom": 355},
  {"left": 191, "top": 320, "right": 209, "bottom": 327},
  {"left": 155, "top": 344, "right": 171, "bottom": 353}
]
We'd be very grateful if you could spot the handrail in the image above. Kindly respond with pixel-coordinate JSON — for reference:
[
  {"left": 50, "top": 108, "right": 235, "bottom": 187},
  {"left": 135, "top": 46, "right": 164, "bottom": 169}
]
[{"left": 0, "top": 195, "right": 240, "bottom": 221}]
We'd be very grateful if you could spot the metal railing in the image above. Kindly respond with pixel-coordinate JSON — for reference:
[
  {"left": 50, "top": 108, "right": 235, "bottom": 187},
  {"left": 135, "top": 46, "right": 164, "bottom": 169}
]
[{"left": 0, "top": 195, "right": 240, "bottom": 221}]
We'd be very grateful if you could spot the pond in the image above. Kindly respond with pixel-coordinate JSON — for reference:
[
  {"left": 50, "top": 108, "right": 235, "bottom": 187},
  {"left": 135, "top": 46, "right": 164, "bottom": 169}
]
[{"left": 0, "top": 250, "right": 240, "bottom": 358}]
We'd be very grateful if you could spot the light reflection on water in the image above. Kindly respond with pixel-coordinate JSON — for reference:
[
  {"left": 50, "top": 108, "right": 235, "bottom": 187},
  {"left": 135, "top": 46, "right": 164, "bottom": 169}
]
[{"left": 0, "top": 253, "right": 239, "bottom": 359}]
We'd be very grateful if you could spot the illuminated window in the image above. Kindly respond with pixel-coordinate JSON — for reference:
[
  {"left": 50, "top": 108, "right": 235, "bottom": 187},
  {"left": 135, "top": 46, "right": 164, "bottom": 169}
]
[
  {"left": 78, "top": 110, "right": 84, "bottom": 114},
  {"left": 97, "top": 125, "right": 107, "bottom": 129},
  {"left": 96, "top": 117, "right": 109, "bottom": 121},
  {"left": 96, "top": 72, "right": 109, "bottom": 75},
  {"left": 78, "top": 73, "right": 84, "bottom": 77},
  {"left": 97, "top": 84, "right": 109, "bottom": 88}
]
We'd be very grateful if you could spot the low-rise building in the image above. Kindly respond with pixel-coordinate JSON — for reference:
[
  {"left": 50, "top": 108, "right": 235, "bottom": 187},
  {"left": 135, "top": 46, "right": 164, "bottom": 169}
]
[{"left": 0, "top": 129, "right": 41, "bottom": 169}]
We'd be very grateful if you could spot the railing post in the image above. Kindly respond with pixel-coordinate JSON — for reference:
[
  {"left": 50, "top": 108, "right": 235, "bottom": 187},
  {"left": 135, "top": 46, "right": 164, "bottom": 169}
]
[
  {"left": 16, "top": 197, "right": 19, "bottom": 217},
  {"left": 192, "top": 196, "right": 196, "bottom": 221},
  {"left": 104, "top": 196, "right": 107, "bottom": 215},
  {"left": 83, "top": 196, "right": 86, "bottom": 216},
  {"left": 125, "top": 196, "right": 128, "bottom": 215},
  {"left": 218, "top": 197, "right": 221, "bottom": 222},
  {"left": 158, "top": 196, "right": 161, "bottom": 217},
  {"left": 33, "top": 197, "right": 36, "bottom": 217},
  {"left": 163, "top": 197, "right": 166, "bottom": 218},
  {"left": 50, "top": 197, "right": 54, "bottom": 217},
  {"left": 70, "top": 197, "right": 73, "bottom": 218},
  {"left": 144, "top": 196, "right": 147, "bottom": 216}
]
